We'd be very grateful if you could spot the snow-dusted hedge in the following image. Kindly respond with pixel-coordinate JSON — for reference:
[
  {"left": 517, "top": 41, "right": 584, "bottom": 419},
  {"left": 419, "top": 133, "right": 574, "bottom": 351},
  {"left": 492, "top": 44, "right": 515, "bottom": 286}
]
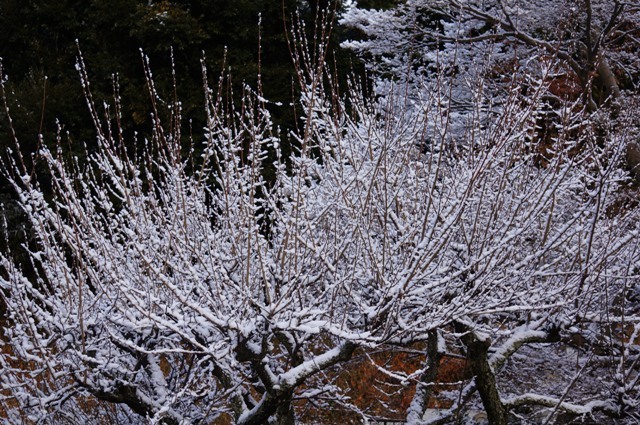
[{"left": 1, "top": 14, "right": 639, "bottom": 424}]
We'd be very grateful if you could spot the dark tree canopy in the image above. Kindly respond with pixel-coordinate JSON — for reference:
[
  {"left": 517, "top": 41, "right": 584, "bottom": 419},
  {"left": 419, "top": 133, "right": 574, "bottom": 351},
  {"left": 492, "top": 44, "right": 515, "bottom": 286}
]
[{"left": 0, "top": 0, "right": 349, "bottom": 154}]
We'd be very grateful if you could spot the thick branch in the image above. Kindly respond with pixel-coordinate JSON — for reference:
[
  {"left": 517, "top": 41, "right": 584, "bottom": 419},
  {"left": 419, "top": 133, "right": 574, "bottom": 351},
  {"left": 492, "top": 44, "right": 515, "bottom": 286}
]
[
  {"left": 490, "top": 325, "right": 559, "bottom": 371},
  {"left": 277, "top": 341, "right": 356, "bottom": 389},
  {"left": 237, "top": 341, "right": 356, "bottom": 425},
  {"left": 503, "top": 393, "right": 621, "bottom": 418}
]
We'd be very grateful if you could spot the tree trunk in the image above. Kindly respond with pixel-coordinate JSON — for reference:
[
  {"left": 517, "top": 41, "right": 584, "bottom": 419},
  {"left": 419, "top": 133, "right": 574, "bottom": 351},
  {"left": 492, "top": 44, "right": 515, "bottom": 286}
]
[
  {"left": 596, "top": 56, "right": 621, "bottom": 103},
  {"left": 407, "top": 330, "right": 443, "bottom": 424},
  {"left": 456, "top": 323, "right": 508, "bottom": 425},
  {"left": 274, "top": 397, "right": 296, "bottom": 425},
  {"left": 626, "top": 142, "right": 640, "bottom": 183}
]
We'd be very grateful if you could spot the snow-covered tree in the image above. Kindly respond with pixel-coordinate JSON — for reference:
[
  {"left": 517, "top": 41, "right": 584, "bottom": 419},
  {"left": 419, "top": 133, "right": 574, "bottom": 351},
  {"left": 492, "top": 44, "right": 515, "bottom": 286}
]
[
  {"left": 342, "top": 0, "right": 639, "bottom": 106},
  {"left": 1, "top": 17, "right": 639, "bottom": 425}
]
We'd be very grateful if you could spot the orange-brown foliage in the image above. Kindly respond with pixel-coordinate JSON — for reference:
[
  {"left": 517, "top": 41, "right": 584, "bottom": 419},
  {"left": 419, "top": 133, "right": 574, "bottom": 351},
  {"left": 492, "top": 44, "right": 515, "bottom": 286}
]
[
  {"left": 548, "top": 71, "right": 583, "bottom": 101},
  {"left": 297, "top": 345, "right": 471, "bottom": 423}
]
